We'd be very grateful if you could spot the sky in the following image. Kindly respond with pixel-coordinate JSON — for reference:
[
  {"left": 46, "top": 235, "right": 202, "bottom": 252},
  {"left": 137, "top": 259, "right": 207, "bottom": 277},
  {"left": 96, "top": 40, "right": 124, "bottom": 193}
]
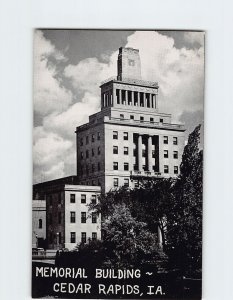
[{"left": 33, "top": 30, "right": 204, "bottom": 184}]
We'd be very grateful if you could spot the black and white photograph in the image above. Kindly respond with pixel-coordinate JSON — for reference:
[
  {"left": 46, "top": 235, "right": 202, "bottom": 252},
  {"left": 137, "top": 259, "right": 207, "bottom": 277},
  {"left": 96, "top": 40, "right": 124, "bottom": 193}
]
[{"left": 32, "top": 29, "right": 204, "bottom": 299}]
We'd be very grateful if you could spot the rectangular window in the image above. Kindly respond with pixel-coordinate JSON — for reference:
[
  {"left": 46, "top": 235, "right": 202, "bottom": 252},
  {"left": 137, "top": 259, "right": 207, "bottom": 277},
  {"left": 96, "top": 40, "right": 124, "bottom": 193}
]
[
  {"left": 152, "top": 150, "right": 155, "bottom": 158},
  {"left": 58, "top": 232, "right": 62, "bottom": 244},
  {"left": 124, "top": 178, "right": 129, "bottom": 187},
  {"left": 164, "top": 150, "right": 169, "bottom": 158},
  {"left": 150, "top": 117, "right": 154, "bottom": 123},
  {"left": 120, "top": 114, "right": 124, "bottom": 119},
  {"left": 113, "top": 131, "right": 118, "bottom": 139},
  {"left": 81, "top": 232, "right": 86, "bottom": 244},
  {"left": 91, "top": 195, "right": 97, "bottom": 204},
  {"left": 130, "top": 115, "right": 134, "bottom": 120},
  {"left": 86, "top": 165, "right": 89, "bottom": 175},
  {"left": 81, "top": 152, "right": 84, "bottom": 159},
  {"left": 92, "top": 232, "right": 97, "bottom": 241},
  {"left": 163, "top": 136, "right": 168, "bottom": 144},
  {"left": 92, "top": 149, "right": 94, "bottom": 156},
  {"left": 160, "top": 118, "right": 164, "bottom": 123},
  {"left": 98, "top": 146, "right": 101, "bottom": 155},
  {"left": 81, "top": 194, "right": 86, "bottom": 204},
  {"left": 174, "top": 166, "right": 179, "bottom": 174},
  {"left": 80, "top": 138, "right": 83, "bottom": 146},
  {"left": 92, "top": 180, "right": 95, "bottom": 186},
  {"left": 81, "top": 212, "right": 86, "bottom": 223},
  {"left": 92, "top": 134, "right": 95, "bottom": 142},
  {"left": 173, "top": 151, "right": 178, "bottom": 159},
  {"left": 113, "top": 146, "right": 118, "bottom": 154},
  {"left": 123, "top": 132, "right": 128, "bottom": 140},
  {"left": 70, "top": 232, "right": 76, "bottom": 243},
  {"left": 124, "top": 147, "right": 129, "bottom": 155},
  {"left": 113, "top": 162, "right": 118, "bottom": 170},
  {"left": 173, "top": 137, "right": 178, "bottom": 145},
  {"left": 143, "top": 165, "right": 146, "bottom": 171},
  {"left": 70, "top": 211, "right": 76, "bottom": 223},
  {"left": 92, "top": 212, "right": 97, "bottom": 223},
  {"left": 86, "top": 150, "right": 89, "bottom": 158},
  {"left": 164, "top": 165, "right": 169, "bottom": 174},
  {"left": 113, "top": 178, "right": 119, "bottom": 187},
  {"left": 58, "top": 212, "right": 61, "bottom": 224},
  {"left": 58, "top": 193, "right": 62, "bottom": 204},
  {"left": 140, "top": 116, "right": 144, "bottom": 122},
  {"left": 124, "top": 162, "right": 129, "bottom": 171},
  {"left": 86, "top": 136, "right": 89, "bottom": 144},
  {"left": 97, "top": 132, "right": 100, "bottom": 140},
  {"left": 70, "top": 194, "right": 75, "bottom": 203},
  {"left": 142, "top": 149, "right": 146, "bottom": 157},
  {"left": 92, "top": 164, "right": 95, "bottom": 173},
  {"left": 134, "top": 180, "right": 139, "bottom": 188}
]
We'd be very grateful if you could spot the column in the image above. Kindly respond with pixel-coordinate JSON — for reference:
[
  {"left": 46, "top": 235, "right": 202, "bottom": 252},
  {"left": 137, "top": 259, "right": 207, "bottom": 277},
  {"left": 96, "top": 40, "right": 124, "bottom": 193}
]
[
  {"left": 154, "top": 94, "right": 157, "bottom": 109},
  {"left": 143, "top": 93, "right": 146, "bottom": 107},
  {"left": 125, "top": 90, "right": 128, "bottom": 105},
  {"left": 138, "top": 135, "right": 142, "bottom": 171},
  {"left": 147, "top": 136, "right": 153, "bottom": 172},
  {"left": 149, "top": 94, "right": 152, "bottom": 108},
  {"left": 103, "top": 93, "right": 106, "bottom": 107},
  {"left": 134, "top": 91, "right": 138, "bottom": 106},
  {"left": 119, "top": 89, "right": 122, "bottom": 104}
]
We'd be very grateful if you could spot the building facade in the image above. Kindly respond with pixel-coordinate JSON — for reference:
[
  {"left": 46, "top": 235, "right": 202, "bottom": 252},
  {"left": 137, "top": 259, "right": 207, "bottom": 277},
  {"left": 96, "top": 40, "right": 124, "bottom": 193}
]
[
  {"left": 76, "top": 47, "right": 185, "bottom": 192},
  {"left": 33, "top": 177, "right": 101, "bottom": 250},
  {"left": 32, "top": 199, "right": 46, "bottom": 248}
]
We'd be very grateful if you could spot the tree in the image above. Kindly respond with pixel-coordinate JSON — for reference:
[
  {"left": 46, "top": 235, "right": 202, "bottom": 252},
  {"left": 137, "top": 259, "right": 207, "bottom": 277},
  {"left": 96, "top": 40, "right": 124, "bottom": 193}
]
[{"left": 166, "top": 124, "right": 203, "bottom": 276}]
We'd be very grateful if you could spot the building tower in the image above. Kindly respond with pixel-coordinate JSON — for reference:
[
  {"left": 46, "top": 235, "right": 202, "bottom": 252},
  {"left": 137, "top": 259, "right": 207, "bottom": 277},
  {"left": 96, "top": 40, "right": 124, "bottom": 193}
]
[{"left": 76, "top": 47, "right": 185, "bottom": 192}]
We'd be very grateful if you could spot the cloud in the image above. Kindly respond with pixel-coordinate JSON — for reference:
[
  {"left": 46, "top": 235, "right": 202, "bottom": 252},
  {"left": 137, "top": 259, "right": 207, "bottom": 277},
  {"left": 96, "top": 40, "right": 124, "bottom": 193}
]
[
  {"left": 183, "top": 32, "right": 205, "bottom": 47},
  {"left": 33, "top": 30, "right": 204, "bottom": 183},
  {"left": 33, "top": 30, "right": 72, "bottom": 116}
]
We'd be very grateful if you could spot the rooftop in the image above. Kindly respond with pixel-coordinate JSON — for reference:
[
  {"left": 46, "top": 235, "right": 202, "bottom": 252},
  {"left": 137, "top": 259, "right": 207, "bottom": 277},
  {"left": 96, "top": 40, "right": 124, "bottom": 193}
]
[{"left": 100, "top": 76, "right": 158, "bottom": 88}]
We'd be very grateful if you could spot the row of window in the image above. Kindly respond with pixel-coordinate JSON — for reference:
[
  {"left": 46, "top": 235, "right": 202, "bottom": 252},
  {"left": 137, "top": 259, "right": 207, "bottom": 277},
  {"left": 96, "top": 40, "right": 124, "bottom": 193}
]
[
  {"left": 70, "top": 212, "right": 97, "bottom": 223},
  {"left": 164, "top": 150, "right": 178, "bottom": 159},
  {"left": 80, "top": 163, "right": 101, "bottom": 175},
  {"left": 120, "top": 114, "right": 164, "bottom": 123},
  {"left": 70, "top": 194, "right": 97, "bottom": 204},
  {"left": 70, "top": 232, "right": 97, "bottom": 244},
  {"left": 80, "top": 132, "right": 101, "bottom": 146},
  {"left": 81, "top": 147, "right": 101, "bottom": 159}
]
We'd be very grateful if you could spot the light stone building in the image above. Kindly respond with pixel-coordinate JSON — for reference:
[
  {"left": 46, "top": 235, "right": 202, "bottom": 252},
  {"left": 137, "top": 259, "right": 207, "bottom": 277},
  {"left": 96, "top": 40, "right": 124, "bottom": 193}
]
[
  {"left": 33, "top": 176, "right": 101, "bottom": 250},
  {"left": 76, "top": 47, "right": 186, "bottom": 192},
  {"left": 32, "top": 199, "right": 46, "bottom": 248}
]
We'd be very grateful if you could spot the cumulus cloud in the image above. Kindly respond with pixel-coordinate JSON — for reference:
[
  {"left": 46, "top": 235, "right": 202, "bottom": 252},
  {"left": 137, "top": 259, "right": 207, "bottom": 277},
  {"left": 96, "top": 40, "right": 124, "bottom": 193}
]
[
  {"left": 33, "top": 30, "right": 72, "bottom": 116},
  {"left": 183, "top": 32, "right": 205, "bottom": 47},
  {"left": 33, "top": 30, "right": 204, "bottom": 183}
]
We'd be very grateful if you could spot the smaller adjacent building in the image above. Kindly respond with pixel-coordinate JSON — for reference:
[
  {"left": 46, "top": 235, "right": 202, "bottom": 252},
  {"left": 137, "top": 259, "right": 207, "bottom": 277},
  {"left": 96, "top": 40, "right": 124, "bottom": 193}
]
[
  {"left": 32, "top": 199, "right": 46, "bottom": 248},
  {"left": 33, "top": 176, "right": 101, "bottom": 250}
]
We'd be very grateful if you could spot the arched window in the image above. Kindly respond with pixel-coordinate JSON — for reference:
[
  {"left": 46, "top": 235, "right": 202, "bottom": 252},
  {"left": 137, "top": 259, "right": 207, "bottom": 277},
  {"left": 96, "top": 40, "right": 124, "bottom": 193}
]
[{"left": 39, "top": 218, "right": 42, "bottom": 229}]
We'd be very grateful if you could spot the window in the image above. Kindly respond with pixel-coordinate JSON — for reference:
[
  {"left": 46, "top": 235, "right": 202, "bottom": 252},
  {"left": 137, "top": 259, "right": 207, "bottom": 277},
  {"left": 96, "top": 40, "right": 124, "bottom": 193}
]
[
  {"left": 80, "top": 166, "right": 83, "bottom": 176},
  {"left": 80, "top": 138, "right": 83, "bottom": 146},
  {"left": 81, "top": 194, "right": 86, "bottom": 203},
  {"left": 128, "top": 59, "right": 135, "bottom": 66},
  {"left": 86, "top": 165, "right": 89, "bottom": 175},
  {"left": 120, "top": 114, "right": 124, "bottom": 119},
  {"left": 97, "top": 132, "right": 100, "bottom": 140},
  {"left": 113, "top": 131, "right": 118, "bottom": 139},
  {"left": 98, "top": 162, "right": 100, "bottom": 171},
  {"left": 81, "top": 152, "right": 84, "bottom": 159},
  {"left": 81, "top": 212, "right": 86, "bottom": 223},
  {"left": 143, "top": 165, "right": 146, "bottom": 170},
  {"left": 164, "top": 150, "right": 169, "bottom": 158},
  {"left": 86, "top": 150, "right": 89, "bottom": 158},
  {"left": 134, "top": 180, "right": 139, "bottom": 188},
  {"left": 113, "top": 178, "right": 119, "bottom": 187},
  {"left": 70, "top": 232, "right": 76, "bottom": 243},
  {"left": 163, "top": 136, "right": 168, "bottom": 144},
  {"left": 58, "top": 193, "right": 61, "bottom": 204},
  {"left": 81, "top": 232, "right": 86, "bottom": 243},
  {"left": 92, "top": 149, "right": 94, "bottom": 156},
  {"left": 160, "top": 118, "right": 164, "bottom": 123},
  {"left": 124, "top": 162, "right": 129, "bottom": 171},
  {"left": 92, "top": 232, "right": 97, "bottom": 241},
  {"left": 58, "top": 212, "right": 61, "bottom": 224},
  {"left": 173, "top": 151, "right": 178, "bottom": 159},
  {"left": 142, "top": 149, "right": 146, "bottom": 157},
  {"left": 92, "top": 212, "right": 97, "bottom": 223},
  {"left": 174, "top": 166, "right": 179, "bottom": 174},
  {"left": 92, "top": 134, "right": 95, "bottom": 142},
  {"left": 92, "top": 180, "right": 95, "bottom": 186},
  {"left": 70, "top": 211, "right": 76, "bottom": 223},
  {"left": 164, "top": 165, "right": 169, "bottom": 174},
  {"left": 152, "top": 150, "right": 155, "bottom": 158},
  {"left": 92, "top": 164, "right": 95, "bottom": 173},
  {"left": 123, "top": 132, "right": 128, "bottom": 141},
  {"left": 70, "top": 194, "right": 75, "bottom": 203},
  {"left": 113, "top": 146, "right": 118, "bottom": 154},
  {"left": 140, "top": 116, "right": 144, "bottom": 122},
  {"left": 150, "top": 117, "right": 154, "bottom": 123},
  {"left": 86, "top": 136, "right": 89, "bottom": 144},
  {"left": 124, "top": 147, "right": 129, "bottom": 155},
  {"left": 113, "top": 162, "right": 118, "bottom": 170},
  {"left": 49, "top": 195, "right": 52, "bottom": 206},
  {"left": 173, "top": 137, "right": 178, "bottom": 145},
  {"left": 130, "top": 115, "right": 134, "bottom": 120},
  {"left": 98, "top": 146, "right": 100, "bottom": 155},
  {"left": 91, "top": 195, "right": 97, "bottom": 204},
  {"left": 58, "top": 232, "right": 62, "bottom": 244},
  {"left": 124, "top": 178, "right": 129, "bottom": 187},
  {"left": 38, "top": 219, "right": 42, "bottom": 229}
]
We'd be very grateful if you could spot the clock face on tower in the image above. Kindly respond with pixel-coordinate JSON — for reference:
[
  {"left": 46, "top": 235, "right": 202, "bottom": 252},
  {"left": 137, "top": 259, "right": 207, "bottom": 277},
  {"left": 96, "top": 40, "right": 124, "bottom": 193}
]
[{"left": 128, "top": 59, "right": 135, "bottom": 66}]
